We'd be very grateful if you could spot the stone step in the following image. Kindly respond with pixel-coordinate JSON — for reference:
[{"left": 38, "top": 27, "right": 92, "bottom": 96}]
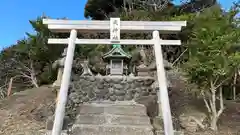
[
  {"left": 79, "top": 103, "right": 147, "bottom": 116},
  {"left": 45, "top": 130, "right": 68, "bottom": 135},
  {"left": 75, "top": 114, "right": 151, "bottom": 125},
  {"left": 155, "top": 130, "right": 184, "bottom": 135},
  {"left": 71, "top": 124, "right": 154, "bottom": 135}
]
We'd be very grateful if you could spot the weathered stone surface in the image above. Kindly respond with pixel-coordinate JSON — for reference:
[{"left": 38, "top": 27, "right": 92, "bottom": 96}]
[
  {"left": 75, "top": 114, "right": 107, "bottom": 125},
  {"left": 81, "top": 60, "right": 93, "bottom": 76},
  {"left": 105, "top": 105, "right": 146, "bottom": 116},
  {"left": 65, "top": 70, "right": 187, "bottom": 135},
  {"left": 78, "top": 102, "right": 147, "bottom": 116},
  {"left": 45, "top": 130, "right": 69, "bottom": 135},
  {"left": 71, "top": 124, "right": 154, "bottom": 135},
  {"left": 155, "top": 130, "right": 184, "bottom": 135},
  {"left": 75, "top": 114, "right": 151, "bottom": 125},
  {"left": 114, "top": 84, "right": 124, "bottom": 89},
  {"left": 70, "top": 102, "right": 154, "bottom": 135},
  {"left": 110, "top": 95, "right": 117, "bottom": 101},
  {"left": 79, "top": 105, "right": 105, "bottom": 114},
  {"left": 68, "top": 76, "right": 156, "bottom": 106},
  {"left": 110, "top": 115, "right": 150, "bottom": 125}
]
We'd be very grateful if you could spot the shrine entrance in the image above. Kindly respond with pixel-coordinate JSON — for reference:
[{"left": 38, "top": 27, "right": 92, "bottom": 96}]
[{"left": 43, "top": 18, "right": 186, "bottom": 135}]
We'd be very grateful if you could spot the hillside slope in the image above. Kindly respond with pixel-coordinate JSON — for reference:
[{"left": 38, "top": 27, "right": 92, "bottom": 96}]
[
  {"left": 0, "top": 86, "right": 56, "bottom": 135},
  {"left": 171, "top": 89, "right": 240, "bottom": 135},
  {"left": 0, "top": 85, "right": 239, "bottom": 135}
]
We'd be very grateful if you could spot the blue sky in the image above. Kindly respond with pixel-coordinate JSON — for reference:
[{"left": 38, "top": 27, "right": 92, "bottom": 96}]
[{"left": 0, "top": 0, "right": 237, "bottom": 50}]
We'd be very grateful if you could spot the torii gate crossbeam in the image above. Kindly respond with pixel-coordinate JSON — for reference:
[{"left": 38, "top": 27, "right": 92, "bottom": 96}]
[
  {"left": 43, "top": 18, "right": 186, "bottom": 135},
  {"left": 43, "top": 19, "right": 186, "bottom": 33}
]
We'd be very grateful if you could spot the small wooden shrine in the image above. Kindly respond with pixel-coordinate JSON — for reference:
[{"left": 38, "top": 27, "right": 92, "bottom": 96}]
[{"left": 103, "top": 44, "right": 131, "bottom": 75}]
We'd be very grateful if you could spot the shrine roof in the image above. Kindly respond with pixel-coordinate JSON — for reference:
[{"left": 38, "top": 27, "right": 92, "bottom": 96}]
[{"left": 103, "top": 45, "right": 131, "bottom": 60}]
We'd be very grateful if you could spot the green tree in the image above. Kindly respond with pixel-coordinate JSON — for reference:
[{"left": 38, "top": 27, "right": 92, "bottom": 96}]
[
  {"left": 184, "top": 5, "right": 240, "bottom": 131},
  {"left": 0, "top": 17, "right": 68, "bottom": 95}
]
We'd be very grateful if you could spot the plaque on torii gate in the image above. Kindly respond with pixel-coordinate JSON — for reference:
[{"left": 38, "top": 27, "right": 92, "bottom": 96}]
[
  {"left": 43, "top": 18, "right": 186, "bottom": 135},
  {"left": 110, "top": 18, "right": 120, "bottom": 43}
]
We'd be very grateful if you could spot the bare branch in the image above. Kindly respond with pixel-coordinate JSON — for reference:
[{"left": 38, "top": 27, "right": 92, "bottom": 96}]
[
  {"left": 214, "top": 77, "right": 229, "bottom": 90},
  {"left": 0, "top": 82, "right": 9, "bottom": 89},
  {"left": 11, "top": 58, "right": 32, "bottom": 73},
  {"left": 138, "top": 0, "right": 169, "bottom": 11},
  {"left": 201, "top": 91, "right": 212, "bottom": 113},
  {"left": 213, "top": 76, "right": 219, "bottom": 86},
  {"left": 19, "top": 71, "right": 32, "bottom": 79},
  {"left": 10, "top": 58, "right": 39, "bottom": 88},
  {"left": 172, "top": 48, "right": 188, "bottom": 65}
]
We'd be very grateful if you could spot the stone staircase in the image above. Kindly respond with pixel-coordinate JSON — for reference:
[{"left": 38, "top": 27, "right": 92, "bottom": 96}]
[
  {"left": 71, "top": 101, "right": 154, "bottom": 135},
  {"left": 46, "top": 101, "right": 184, "bottom": 135}
]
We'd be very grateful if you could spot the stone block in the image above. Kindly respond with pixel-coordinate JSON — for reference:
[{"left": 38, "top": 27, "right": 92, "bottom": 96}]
[
  {"left": 75, "top": 114, "right": 107, "bottom": 125},
  {"left": 110, "top": 114, "right": 150, "bottom": 125},
  {"left": 69, "top": 76, "right": 156, "bottom": 103},
  {"left": 45, "top": 130, "right": 68, "bottom": 135},
  {"left": 79, "top": 105, "right": 105, "bottom": 114},
  {"left": 155, "top": 130, "right": 184, "bottom": 135},
  {"left": 75, "top": 114, "right": 151, "bottom": 125},
  {"left": 71, "top": 101, "right": 155, "bottom": 135},
  {"left": 78, "top": 103, "right": 147, "bottom": 116},
  {"left": 104, "top": 105, "right": 146, "bottom": 116},
  {"left": 71, "top": 124, "right": 154, "bottom": 135}
]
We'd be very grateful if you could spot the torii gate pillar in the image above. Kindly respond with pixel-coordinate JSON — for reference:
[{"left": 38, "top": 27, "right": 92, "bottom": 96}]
[
  {"left": 153, "top": 31, "right": 173, "bottom": 134},
  {"left": 52, "top": 29, "right": 77, "bottom": 135}
]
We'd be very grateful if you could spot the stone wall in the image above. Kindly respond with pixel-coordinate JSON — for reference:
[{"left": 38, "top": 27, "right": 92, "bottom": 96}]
[{"left": 68, "top": 76, "right": 156, "bottom": 105}]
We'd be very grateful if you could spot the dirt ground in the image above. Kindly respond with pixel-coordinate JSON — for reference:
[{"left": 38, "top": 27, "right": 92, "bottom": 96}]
[
  {"left": 0, "top": 86, "right": 56, "bottom": 135},
  {"left": 183, "top": 101, "right": 240, "bottom": 135}
]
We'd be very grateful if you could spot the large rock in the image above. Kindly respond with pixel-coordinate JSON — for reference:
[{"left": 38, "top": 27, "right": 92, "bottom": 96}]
[{"left": 179, "top": 111, "right": 207, "bottom": 132}]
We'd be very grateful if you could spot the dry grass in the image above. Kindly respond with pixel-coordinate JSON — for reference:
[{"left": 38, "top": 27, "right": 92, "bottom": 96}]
[{"left": 0, "top": 86, "right": 56, "bottom": 135}]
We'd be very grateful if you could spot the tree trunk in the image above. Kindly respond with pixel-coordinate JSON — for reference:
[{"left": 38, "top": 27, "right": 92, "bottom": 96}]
[
  {"left": 209, "top": 98, "right": 218, "bottom": 131},
  {"left": 209, "top": 79, "right": 218, "bottom": 131},
  {"left": 233, "top": 71, "right": 237, "bottom": 100},
  {"left": 210, "top": 115, "right": 218, "bottom": 131},
  {"left": 32, "top": 78, "right": 39, "bottom": 88},
  {"left": 7, "top": 78, "right": 13, "bottom": 97},
  {"left": 31, "top": 74, "right": 39, "bottom": 88},
  {"left": 208, "top": 83, "right": 225, "bottom": 131},
  {"left": 123, "top": 0, "right": 127, "bottom": 14}
]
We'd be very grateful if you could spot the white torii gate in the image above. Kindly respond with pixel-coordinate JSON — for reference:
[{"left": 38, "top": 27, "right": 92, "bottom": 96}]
[{"left": 43, "top": 18, "right": 186, "bottom": 135}]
